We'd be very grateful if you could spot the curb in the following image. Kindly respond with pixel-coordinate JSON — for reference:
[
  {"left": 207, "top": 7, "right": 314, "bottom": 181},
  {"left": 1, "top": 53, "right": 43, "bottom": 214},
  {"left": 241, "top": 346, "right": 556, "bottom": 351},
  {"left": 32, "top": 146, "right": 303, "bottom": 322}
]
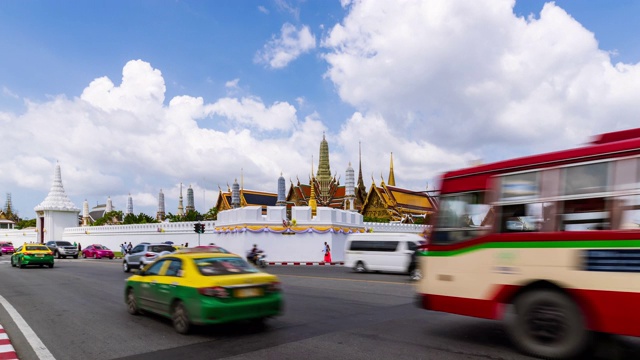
[
  {"left": 266, "top": 262, "right": 344, "bottom": 266},
  {"left": 0, "top": 325, "right": 18, "bottom": 360}
]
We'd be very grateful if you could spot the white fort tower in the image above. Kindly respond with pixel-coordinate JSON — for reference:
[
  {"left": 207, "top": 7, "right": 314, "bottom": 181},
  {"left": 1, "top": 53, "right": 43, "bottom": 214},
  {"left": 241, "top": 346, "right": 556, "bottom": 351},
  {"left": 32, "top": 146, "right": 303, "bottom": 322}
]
[{"left": 34, "top": 163, "right": 80, "bottom": 243}]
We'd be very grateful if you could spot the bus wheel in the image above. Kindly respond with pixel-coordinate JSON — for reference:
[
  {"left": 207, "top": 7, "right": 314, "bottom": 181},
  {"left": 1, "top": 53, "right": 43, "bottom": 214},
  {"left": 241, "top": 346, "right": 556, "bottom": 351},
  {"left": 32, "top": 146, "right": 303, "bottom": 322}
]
[
  {"left": 354, "top": 261, "right": 367, "bottom": 273},
  {"left": 506, "top": 289, "right": 589, "bottom": 359}
]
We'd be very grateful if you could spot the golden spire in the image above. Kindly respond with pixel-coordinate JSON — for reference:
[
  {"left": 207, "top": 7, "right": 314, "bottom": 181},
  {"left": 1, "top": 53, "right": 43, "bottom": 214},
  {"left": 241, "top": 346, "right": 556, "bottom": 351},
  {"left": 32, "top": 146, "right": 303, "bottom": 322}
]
[
  {"left": 388, "top": 152, "right": 396, "bottom": 186},
  {"left": 317, "top": 133, "right": 332, "bottom": 204},
  {"left": 309, "top": 155, "right": 317, "bottom": 216}
]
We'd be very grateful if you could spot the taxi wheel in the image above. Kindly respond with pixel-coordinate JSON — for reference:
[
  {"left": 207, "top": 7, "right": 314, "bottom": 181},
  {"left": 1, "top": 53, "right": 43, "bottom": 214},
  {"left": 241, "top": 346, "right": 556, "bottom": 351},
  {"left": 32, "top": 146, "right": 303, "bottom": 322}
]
[
  {"left": 39, "top": 264, "right": 44, "bottom": 268},
  {"left": 48, "top": 263, "right": 54, "bottom": 268},
  {"left": 123, "top": 261, "right": 130, "bottom": 273},
  {"left": 10, "top": 257, "right": 16, "bottom": 267},
  {"left": 172, "top": 301, "right": 191, "bottom": 334},
  {"left": 126, "top": 288, "right": 140, "bottom": 315},
  {"left": 18, "top": 259, "right": 25, "bottom": 269}
]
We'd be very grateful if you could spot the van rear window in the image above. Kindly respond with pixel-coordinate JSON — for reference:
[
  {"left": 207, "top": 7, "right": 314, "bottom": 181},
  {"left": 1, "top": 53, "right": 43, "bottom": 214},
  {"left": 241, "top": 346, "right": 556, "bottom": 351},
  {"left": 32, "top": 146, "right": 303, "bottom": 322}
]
[{"left": 349, "top": 240, "right": 399, "bottom": 252}]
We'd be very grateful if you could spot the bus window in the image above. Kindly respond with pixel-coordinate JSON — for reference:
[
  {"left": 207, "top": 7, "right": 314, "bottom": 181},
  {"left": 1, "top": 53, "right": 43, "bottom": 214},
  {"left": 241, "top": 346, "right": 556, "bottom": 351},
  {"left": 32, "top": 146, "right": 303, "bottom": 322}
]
[
  {"left": 560, "top": 197, "right": 609, "bottom": 230},
  {"left": 614, "top": 195, "right": 640, "bottom": 230},
  {"left": 499, "top": 203, "right": 546, "bottom": 232},
  {"left": 432, "top": 192, "right": 492, "bottom": 244},
  {"left": 564, "top": 162, "right": 609, "bottom": 195}
]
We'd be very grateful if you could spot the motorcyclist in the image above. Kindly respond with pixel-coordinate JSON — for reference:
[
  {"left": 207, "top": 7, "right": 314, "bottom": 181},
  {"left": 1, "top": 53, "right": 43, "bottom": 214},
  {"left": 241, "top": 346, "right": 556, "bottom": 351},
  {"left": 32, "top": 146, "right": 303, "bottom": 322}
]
[{"left": 247, "top": 244, "right": 261, "bottom": 265}]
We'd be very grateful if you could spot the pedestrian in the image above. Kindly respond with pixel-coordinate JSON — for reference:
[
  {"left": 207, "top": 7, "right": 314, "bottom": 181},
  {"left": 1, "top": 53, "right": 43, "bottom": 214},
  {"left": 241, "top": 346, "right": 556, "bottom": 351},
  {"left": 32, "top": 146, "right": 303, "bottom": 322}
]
[
  {"left": 120, "top": 243, "right": 127, "bottom": 256},
  {"left": 127, "top": 242, "right": 132, "bottom": 253},
  {"left": 323, "top": 242, "right": 332, "bottom": 263},
  {"left": 185, "top": 242, "right": 189, "bottom": 248},
  {"left": 78, "top": 243, "right": 82, "bottom": 252}
]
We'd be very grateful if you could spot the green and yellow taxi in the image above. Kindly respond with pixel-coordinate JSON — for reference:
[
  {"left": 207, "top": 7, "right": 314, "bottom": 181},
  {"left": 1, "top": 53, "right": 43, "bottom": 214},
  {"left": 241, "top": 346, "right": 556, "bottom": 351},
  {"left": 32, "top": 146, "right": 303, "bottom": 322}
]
[
  {"left": 11, "top": 243, "right": 55, "bottom": 268},
  {"left": 124, "top": 247, "right": 283, "bottom": 334}
]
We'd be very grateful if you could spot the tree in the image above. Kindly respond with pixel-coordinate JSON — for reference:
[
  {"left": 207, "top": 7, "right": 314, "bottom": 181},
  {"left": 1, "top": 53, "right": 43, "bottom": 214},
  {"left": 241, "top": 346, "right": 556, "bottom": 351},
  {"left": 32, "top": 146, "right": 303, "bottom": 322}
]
[
  {"left": 119, "top": 212, "right": 158, "bottom": 225},
  {"left": 164, "top": 210, "right": 204, "bottom": 222},
  {"left": 204, "top": 207, "right": 218, "bottom": 220},
  {"left": 92, "top": 211, "right": 124, "bottom": 226},
  {"left": 15, "top": 218, "right": 36, "bottom": 229}
]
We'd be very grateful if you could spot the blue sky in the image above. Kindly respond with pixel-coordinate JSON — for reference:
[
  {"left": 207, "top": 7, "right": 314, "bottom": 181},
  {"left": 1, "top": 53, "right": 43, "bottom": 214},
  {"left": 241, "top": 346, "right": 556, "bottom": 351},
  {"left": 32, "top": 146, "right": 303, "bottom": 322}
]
[{"left": 1, "top": 0, "right": 640, "bottom": 219}]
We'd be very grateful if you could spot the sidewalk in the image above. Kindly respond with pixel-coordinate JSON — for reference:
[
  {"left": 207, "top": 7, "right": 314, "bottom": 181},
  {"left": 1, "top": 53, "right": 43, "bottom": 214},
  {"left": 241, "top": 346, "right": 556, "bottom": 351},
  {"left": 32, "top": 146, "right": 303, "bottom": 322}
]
[
  {"left": 0, "top": 325, "right": 18, "bottom": 360},
  {"left": 267, "top": 261, "right": 344, "bottom": 266}
]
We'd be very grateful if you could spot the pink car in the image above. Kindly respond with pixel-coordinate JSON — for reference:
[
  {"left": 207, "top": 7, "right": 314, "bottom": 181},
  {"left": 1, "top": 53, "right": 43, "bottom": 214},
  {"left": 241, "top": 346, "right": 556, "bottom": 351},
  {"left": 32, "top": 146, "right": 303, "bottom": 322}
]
[
  {"left": 82, "top": 244, "right": 114, "bottom": 259},
  {"left": 0, "top": 242, "right": 15, "bottom": 255}
]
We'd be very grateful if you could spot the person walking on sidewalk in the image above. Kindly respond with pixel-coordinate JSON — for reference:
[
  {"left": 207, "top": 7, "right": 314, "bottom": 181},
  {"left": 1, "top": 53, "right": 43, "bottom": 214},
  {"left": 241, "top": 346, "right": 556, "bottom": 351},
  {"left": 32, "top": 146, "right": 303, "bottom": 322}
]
[{"left": 323, "top": 242, "right": 332, "bottom": 263}]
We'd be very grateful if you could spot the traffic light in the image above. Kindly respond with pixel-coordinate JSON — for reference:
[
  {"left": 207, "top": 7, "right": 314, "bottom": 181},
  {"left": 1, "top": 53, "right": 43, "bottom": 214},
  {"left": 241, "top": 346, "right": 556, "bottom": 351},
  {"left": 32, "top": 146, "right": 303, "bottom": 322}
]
[
  {"left": 200, "top": 223, "right": 206, "bottom": 234},
  {"left": 193, "top": 223, "right": 200, "bottom": 233}
]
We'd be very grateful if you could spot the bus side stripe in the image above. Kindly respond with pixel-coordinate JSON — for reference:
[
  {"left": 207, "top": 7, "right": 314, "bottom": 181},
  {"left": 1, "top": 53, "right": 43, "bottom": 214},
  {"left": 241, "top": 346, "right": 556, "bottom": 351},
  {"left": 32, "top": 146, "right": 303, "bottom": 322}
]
[{"left": 425, "top": 239, "right": 640, "bottom": 257}]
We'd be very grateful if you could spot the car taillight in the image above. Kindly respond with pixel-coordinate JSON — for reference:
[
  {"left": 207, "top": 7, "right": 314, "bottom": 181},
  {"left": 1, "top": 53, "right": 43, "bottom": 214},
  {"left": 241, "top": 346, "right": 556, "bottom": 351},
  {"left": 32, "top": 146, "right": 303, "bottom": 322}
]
[
  {"left": 266, "top": 282, "right": 281, "bottom": 293},
  {"left": 198, "top": 286, "right": 229, "bottom": 298},
  {"left": 144, "top": 252, "right": 155, "bottom": 258},
  {"left": 24, "top": 252, "right": 31, "bottom": 255},
  {"left": 48, "top": 252, "right": 53, "bottom": 255}
]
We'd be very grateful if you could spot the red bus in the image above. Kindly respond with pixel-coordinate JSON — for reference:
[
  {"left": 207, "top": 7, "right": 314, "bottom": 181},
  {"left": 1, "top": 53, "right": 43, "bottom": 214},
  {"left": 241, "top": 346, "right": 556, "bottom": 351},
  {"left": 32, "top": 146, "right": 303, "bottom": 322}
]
[{"left": 416, "top": 128, "right": 640, "bottom": 359}]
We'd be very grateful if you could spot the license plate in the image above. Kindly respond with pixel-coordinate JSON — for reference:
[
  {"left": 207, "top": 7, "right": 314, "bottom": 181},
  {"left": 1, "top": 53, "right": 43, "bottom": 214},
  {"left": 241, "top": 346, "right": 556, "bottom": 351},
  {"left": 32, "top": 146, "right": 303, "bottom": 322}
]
[
  {"left": 235, "top": 288, "right": 262, "bottom": 298},
  {"left": 36, "top": 254, "right": 44, "bottom": 258}
]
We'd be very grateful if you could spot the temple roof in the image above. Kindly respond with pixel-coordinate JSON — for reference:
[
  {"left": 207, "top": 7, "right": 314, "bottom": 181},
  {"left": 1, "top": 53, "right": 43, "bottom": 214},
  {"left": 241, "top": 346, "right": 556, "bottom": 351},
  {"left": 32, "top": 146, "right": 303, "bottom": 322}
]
[
  {"left": 34, "top": 163, "right": 79, "bottom": 212},
  {"left": 361, "top": 182, "right": 438, "bottom": 221},
  {"left": 216, "top": 189, "right": 278, "bottom": 211}
]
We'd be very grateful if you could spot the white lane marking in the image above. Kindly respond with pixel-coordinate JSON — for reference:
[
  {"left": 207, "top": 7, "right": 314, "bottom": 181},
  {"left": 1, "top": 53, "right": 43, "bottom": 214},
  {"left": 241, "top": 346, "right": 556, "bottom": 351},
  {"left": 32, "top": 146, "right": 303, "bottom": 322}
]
[{"left": 0, "top": 294, "right": 56, "bottom": 359}]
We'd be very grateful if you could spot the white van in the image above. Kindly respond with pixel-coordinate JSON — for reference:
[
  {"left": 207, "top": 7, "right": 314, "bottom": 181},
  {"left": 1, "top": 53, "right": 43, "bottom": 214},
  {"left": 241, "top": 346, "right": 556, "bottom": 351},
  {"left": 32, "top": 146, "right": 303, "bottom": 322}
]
[{"left": 344, "top": 233, "right": 424, "bottom": 273}]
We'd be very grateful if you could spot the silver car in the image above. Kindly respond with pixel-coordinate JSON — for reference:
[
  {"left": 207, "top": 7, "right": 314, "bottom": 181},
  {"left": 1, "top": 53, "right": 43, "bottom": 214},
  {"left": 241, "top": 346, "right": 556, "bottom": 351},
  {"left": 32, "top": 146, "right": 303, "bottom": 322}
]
[
  {"left": 122, "top": 243, "right": 175, "bottom": 272},
  {"left": 46, "top": 240, "right": 79, "bottom": 259}
]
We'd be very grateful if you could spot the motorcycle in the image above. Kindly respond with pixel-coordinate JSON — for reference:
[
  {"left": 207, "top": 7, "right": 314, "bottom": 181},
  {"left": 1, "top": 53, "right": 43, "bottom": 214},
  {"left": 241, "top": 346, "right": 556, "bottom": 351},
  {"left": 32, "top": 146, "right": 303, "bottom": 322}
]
[
  {"left": 247, "top": 250, "right": 268, "bottom": 268},
  {"left": 255, "top": 253, "right": 268, "bottom": 268}
]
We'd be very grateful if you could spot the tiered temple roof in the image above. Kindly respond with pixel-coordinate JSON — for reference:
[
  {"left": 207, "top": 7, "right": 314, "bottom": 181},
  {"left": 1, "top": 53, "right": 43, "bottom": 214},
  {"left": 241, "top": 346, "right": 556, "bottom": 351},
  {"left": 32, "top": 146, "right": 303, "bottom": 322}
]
[
  {"left": 360, "top": 179, "right": 438, "bottom": 223},
  {"left": 215, "top": 188, "right": 278, "bottom": 213}
]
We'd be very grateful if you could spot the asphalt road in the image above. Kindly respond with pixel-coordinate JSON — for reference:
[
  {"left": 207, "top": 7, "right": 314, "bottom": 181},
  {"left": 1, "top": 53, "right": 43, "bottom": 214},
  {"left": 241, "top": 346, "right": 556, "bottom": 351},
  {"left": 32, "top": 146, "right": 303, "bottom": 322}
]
[{"left": 0, "top": 258, "right": 639, "bottom": 360}]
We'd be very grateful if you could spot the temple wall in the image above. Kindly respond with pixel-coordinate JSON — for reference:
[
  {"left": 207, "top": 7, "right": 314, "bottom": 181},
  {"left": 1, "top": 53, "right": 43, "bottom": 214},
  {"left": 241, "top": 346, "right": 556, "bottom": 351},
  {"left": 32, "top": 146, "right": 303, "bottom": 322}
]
[{"left": 14, "top": 206, "right": 429, "bottom": 262}]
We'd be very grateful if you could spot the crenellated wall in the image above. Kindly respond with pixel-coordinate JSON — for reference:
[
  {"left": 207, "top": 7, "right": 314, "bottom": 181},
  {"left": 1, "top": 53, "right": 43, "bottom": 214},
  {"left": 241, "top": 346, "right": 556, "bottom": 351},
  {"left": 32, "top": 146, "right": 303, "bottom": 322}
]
[
  {"left": 213, "top": 206, "right": 365, "bottom": 262},
  {"left": 2, "top": 206, "right": 428, "bottom": 262}
]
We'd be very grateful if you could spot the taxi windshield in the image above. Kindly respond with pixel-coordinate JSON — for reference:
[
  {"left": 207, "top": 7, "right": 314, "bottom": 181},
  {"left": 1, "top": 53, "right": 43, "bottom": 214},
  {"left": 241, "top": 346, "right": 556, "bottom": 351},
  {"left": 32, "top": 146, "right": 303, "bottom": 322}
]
[
  {"left": 1, "top": 243, "right": 12, "bottom": 247},
  {"left": 26, "top": 246, "right": 48, "bottom": 251},
  {"left": 194, "top": 257, "right": 259, "bottom": 276}
]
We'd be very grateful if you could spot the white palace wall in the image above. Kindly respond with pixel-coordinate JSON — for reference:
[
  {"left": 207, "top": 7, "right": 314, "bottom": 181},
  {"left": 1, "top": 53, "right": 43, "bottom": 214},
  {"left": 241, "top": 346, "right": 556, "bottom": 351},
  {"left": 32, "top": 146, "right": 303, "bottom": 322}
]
[{"left": 2, "top": 206, "right": 428, "bottom": 262}]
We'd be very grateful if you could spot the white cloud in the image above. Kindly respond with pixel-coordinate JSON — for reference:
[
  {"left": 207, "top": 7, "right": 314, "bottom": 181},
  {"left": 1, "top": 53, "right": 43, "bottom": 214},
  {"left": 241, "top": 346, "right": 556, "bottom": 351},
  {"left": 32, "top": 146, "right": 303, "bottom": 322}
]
[
  {"left": 255, "top": 23, "right": 316, "bottom": 69},
  {"left": 0, "top": 60, "right": 319, "bottom": 216},
  {"left": 275, "top": 0, "right": 300, "bottom": 20},
  {"left": 225, "top": 78, "right": 240, "bottom": 89},
  {"left": 258, "top": 6, "right": 269, "bottom": 15},
  {"left": 322, "top": 0, "right": 640, "bottom": 160},
  {"left": 205, "top": 97, "right": 298, "bottom": 132},
  {"left": 2, "top": 86, "right": 19, "bottom": 99},
  {"left": 5, "top": 0, "right": 640, "bottom": 217}
]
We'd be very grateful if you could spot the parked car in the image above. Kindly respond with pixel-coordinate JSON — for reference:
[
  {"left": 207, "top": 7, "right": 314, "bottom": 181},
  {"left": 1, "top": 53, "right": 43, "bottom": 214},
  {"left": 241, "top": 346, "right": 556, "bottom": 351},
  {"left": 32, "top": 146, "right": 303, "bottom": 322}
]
[
  {"left": 45, "top": 240, "right": 79, "bottom": 259},
  {"left": 0, "top": 242, "right": 15, "bottom": 256},
  {"left": 82, "top": 244, "right": 115, "bottom": 259},
  {"left": 124, "top": 248, "right": 282, "bottom": 334},
  {"left": 11, "top": 243, "right": 54, "bottom": 268},
  {"left": 123, "top": 243, "right": 176, "bottom": 272}
]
